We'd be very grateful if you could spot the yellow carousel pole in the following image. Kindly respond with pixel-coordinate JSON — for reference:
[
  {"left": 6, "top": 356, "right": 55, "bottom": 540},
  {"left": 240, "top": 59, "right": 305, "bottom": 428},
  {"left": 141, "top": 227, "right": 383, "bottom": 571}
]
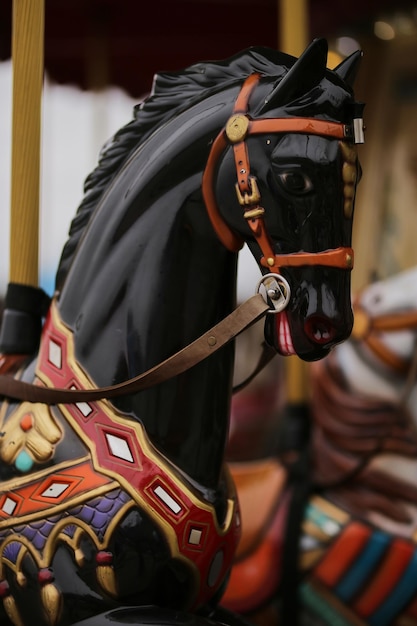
[
  {"left": 279, "top": 0, "right": 309, "bottom": 58},
  {"left": 0, "top": 0, "right": 47, "bottom": 357},
  {"left": 279, "top": 0, "right": 310, "bottom": 407},
  {"left": 9, "top": 0, "right": 44, "bottom": 286}
]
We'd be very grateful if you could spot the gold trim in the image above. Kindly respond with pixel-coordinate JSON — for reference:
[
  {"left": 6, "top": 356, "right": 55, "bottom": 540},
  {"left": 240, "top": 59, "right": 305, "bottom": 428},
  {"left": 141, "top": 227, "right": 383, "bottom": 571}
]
[
  {"left": 40, "top": 581, "right": 62, "bottom": 626},
  {"left": 37, "top": 301, "right": 237, "bottom": 535},
  {"left": 243, "top": 207, "right": 265, "bottom": 220},
  {"left": 30, "top": 300, "right": 240, "bottom": 607},
  {"left": 0, "top": 499, "right": 135, "bottom": 580},
  {"left": 59, "top": 525, "right": 85, "bottom": 566},
  {"left": 43, "top": 502, "right": 133, "bottom": 567},
  {"left": 96, "top": 564, "right": 118, "bottom": 598},
  {"left": 3, "top": 594, "right": 24, "bottom": 626},
  {"left": 0, "top": 481, "right": 120, "bottom": 530},
  {"left": 340, "top": 141, "right": 358, "bottom": 219},
  {"left": 0, "top": 399, "right": 62, "bottom": 465},
  {"left": 0, "top": 455, "right": 90, "bottom": 493},
  {"left": 0, "top": 535, "right": 36, "bottom": 578}
]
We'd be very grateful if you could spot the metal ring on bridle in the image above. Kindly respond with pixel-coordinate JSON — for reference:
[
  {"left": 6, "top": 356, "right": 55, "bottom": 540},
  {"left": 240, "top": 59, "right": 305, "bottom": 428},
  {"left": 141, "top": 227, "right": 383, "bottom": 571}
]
[{"left": 256, "top": 273, "right": 291, "bottom": 314}]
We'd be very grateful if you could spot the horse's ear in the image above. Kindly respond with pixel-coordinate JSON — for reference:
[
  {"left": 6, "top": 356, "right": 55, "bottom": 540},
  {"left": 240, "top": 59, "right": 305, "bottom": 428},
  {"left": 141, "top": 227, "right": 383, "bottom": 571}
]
[
  {"left": 258, "top": 38, "right": 328, "bottom": 113},
  {"left": 333, "top": 50, "right": 363, "bottom": 87}
]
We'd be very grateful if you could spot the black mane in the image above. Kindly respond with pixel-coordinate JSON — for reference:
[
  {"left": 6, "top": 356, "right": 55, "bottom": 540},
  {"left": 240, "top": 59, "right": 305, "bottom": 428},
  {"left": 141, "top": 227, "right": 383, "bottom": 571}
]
[{"left": 54, "top": 46, "right": 293, "bottom": 289}]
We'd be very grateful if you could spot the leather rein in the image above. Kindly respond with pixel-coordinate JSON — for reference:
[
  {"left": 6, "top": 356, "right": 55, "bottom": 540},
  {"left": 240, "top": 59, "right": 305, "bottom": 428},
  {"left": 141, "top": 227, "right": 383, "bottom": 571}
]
[
  {"left": 0, "top": 74, "right": 361, "bottom": 406},
  {"left": 0, "top": 295, "right": 272, "bottom": 405}
]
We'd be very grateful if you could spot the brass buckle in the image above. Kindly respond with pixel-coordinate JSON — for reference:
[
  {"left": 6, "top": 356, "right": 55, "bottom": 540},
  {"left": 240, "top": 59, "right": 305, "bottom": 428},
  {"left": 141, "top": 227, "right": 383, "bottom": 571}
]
[{"left": 235, "top": 176, "right": 261, "bottom": 206}]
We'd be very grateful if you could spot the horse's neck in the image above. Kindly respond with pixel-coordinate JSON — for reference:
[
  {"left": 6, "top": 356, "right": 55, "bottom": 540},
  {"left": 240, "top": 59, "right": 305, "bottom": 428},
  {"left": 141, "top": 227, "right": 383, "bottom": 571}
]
[{"left": 50, "top": 100, "right": 242, "bottom": 491}]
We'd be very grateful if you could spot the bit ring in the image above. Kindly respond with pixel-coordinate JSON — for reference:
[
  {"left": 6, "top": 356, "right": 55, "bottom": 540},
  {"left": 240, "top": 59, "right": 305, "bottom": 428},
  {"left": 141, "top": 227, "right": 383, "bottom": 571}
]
[{"left": 256, "top": 273, "right": 291, "bottom": 314}]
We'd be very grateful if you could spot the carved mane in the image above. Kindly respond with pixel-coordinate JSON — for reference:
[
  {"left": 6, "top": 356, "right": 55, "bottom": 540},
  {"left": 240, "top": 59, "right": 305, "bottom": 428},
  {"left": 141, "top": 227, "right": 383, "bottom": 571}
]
[
  {"left": 54, "top": 46, "right": 291, "bottom": 288},
  {"left": 55, "top": 40, "right": 359, "bottom": 290}
]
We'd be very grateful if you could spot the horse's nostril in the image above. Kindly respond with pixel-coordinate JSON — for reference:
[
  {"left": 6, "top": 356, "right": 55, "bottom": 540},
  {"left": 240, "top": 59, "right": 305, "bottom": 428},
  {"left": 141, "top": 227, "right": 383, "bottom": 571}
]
[{"left": 304, "top": 317, "right": 337, "bottom": 344}]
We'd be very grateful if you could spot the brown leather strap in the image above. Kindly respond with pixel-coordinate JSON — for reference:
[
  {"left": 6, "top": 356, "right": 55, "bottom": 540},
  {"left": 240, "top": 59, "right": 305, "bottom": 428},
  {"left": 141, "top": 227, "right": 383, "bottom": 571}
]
[
  {"left": 352, "top": 302, "right": 417, "bottom": 373},
  {"left": 202, "top": 73, "right": 354, "bottom": 275},
  {"left": 0, "top": 295, "right": 271, "bottom": 405},
  {"left": 259, "top": 246, "right": 354, "bottom": 271},
  {"left": 233, "top": 72, "right": 261, "bottom": 113},
  {"left": 248, "top": 117, "right": 348, "bottom": 139}
]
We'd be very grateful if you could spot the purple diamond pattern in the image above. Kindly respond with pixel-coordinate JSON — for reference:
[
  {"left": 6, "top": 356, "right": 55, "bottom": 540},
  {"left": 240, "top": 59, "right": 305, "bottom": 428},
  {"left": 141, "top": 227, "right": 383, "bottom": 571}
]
[{"left": 0, "top": 488, "right": 131, "bottom": 559}]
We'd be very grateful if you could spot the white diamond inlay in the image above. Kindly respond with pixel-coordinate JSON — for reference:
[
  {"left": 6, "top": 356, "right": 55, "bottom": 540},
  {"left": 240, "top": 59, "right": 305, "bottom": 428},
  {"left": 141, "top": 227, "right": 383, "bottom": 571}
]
[
  {"left": 41, "top": 482, "right": 70, "bottom": 498},
  {"left": 48, "top": 339, "right": 62, "bottom": 369},
  {"left": 106, "top": 433, "right": 134, "bottom": 462},
  {"left": 70, "top": 387, "right": 93, "bottom": 417},
  {"left": 2, "top": 497, "right": 17, "bottom": 515},
  {"left": 189, "top": 528, "right": 202, "bottom": 545},
  {"left": 76, "top": 401, "right": 93, "bottom": 417},
  {"left": 154, "top": 485, "right": 182, "bottom": 514}
]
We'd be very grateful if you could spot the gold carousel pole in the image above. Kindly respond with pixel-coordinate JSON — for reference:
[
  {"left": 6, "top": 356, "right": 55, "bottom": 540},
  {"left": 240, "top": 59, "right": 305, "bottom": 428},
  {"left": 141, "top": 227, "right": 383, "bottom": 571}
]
[
  {"left": 0, "top": 0, "right": 46, "bottom": 357},
  {"left": 279, "top": 0, "right": 309, "bottom": 58},
  {"left": 279, "top": 0, "right": 310, "bottom": 406},
  {"left": 9, "top": 0, "right": 44, "bottom": 287}
]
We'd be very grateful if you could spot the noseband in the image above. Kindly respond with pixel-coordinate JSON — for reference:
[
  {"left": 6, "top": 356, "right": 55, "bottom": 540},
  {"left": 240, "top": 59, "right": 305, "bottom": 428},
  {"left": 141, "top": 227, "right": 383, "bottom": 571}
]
[{"left": 202, "top": 73, "right": 361, "bottom": 274}]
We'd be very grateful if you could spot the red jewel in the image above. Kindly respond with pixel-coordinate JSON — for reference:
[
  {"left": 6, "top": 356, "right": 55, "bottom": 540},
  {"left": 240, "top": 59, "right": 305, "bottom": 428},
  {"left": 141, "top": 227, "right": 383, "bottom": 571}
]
[
  {"left": 38, "top": 568, "right": 54, "bottom": 585},
  {"left": 96, "top": 551, "right": 113, "bottom": 565},
  {"left": 20, "top": 414, "right": 34, "bottom": 432},
  {"left": 0, "top": 580, "right": 10, "bottom": 598}
]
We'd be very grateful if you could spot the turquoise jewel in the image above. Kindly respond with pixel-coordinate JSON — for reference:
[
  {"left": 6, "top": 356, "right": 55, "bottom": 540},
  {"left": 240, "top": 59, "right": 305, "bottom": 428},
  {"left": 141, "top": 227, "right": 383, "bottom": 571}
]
[{"left": 15, "top": 450, "right": 34, "bottom": 472}]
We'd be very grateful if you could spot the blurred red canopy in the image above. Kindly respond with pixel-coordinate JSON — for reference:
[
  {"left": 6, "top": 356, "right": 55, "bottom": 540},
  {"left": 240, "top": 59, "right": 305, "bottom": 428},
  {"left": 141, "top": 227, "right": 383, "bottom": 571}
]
[{"left": 0, "top": 0, "right": 415, "bottom": 97}]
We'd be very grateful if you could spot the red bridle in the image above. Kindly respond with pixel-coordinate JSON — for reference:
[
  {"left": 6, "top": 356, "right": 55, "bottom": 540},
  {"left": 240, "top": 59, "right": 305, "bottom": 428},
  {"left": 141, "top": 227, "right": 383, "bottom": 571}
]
[{"left": 202, "top": 73, "right": 357, "bottom": 275}]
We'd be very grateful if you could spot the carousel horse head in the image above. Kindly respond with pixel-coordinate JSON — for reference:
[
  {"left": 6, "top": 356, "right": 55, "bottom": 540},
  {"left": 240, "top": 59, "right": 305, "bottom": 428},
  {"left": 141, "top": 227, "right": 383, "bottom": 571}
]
[
  {"left": 56, "top": 37, "right": 364, "bottom": 364},
  {"left": 0, "top": 38, "right": 363, "bottom": 626},
  {"left": 204, "top": 38, "right": 364, "bottom": 361}
]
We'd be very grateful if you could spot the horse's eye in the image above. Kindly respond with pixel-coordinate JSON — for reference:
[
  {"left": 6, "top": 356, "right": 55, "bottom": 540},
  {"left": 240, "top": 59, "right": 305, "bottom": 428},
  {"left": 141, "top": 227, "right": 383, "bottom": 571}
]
[{"left": 279, "top": 171, "right": 313, "bottom": 194}]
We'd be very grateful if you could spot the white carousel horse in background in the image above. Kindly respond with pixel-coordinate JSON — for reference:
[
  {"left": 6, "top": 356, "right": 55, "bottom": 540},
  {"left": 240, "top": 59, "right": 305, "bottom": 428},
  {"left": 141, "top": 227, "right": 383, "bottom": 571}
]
[
  {"left": 329, "top": 264, "right": 417, "bottom": 427},
  {"left": 223, "top": 264, "right": 417, "bottom": 626}
]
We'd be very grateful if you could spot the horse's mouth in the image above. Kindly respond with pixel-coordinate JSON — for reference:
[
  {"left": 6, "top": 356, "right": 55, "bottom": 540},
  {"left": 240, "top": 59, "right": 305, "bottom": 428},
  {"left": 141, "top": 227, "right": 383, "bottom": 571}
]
[
  {"left": 273, "top": 312, "right": 339, "bottom": 358},
  {"left": 275, "top": 311, "right": 296, "bottom": 356},
  {"left": 304, "top": 315, "right": 337, "bottom": 345}
]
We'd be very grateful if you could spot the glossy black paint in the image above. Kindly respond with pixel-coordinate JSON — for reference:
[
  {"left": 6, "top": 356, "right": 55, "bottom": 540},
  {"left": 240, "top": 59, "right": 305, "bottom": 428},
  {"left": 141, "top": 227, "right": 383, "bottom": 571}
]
[
  {"left": 0, "top": 40, "right": 363, "bottom": 626},
  {"left": 71, "top": 605, "right": 253, "bottom": 626},
  {"left": 56, "top": 42, "right": 361, "bottom": 486}
]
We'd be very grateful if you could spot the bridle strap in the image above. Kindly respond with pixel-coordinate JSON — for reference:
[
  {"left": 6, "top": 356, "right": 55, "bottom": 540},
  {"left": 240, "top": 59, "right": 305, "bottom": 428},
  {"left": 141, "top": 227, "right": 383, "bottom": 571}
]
[
  {"left": 202, "top": 73, "right": 354, "bottom": 273},
  {"left": 0, "top": 295, "right": 270, "bottom": 405},
  {"left": 352, "top": 302, "right": 417, "bottom": 374}
]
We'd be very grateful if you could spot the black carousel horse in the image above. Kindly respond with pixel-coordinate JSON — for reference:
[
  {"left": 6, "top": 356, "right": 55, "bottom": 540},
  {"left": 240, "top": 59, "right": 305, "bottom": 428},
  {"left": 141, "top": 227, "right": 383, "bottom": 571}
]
[{"left": 0, "top": 38, "right": 363, "bottom": 626}]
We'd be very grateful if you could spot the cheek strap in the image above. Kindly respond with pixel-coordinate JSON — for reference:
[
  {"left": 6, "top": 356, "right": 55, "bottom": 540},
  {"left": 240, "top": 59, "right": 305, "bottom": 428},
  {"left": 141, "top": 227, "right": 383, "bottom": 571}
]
[{"left": 202, "top": 72, "right": 355, "bottom": 272}]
